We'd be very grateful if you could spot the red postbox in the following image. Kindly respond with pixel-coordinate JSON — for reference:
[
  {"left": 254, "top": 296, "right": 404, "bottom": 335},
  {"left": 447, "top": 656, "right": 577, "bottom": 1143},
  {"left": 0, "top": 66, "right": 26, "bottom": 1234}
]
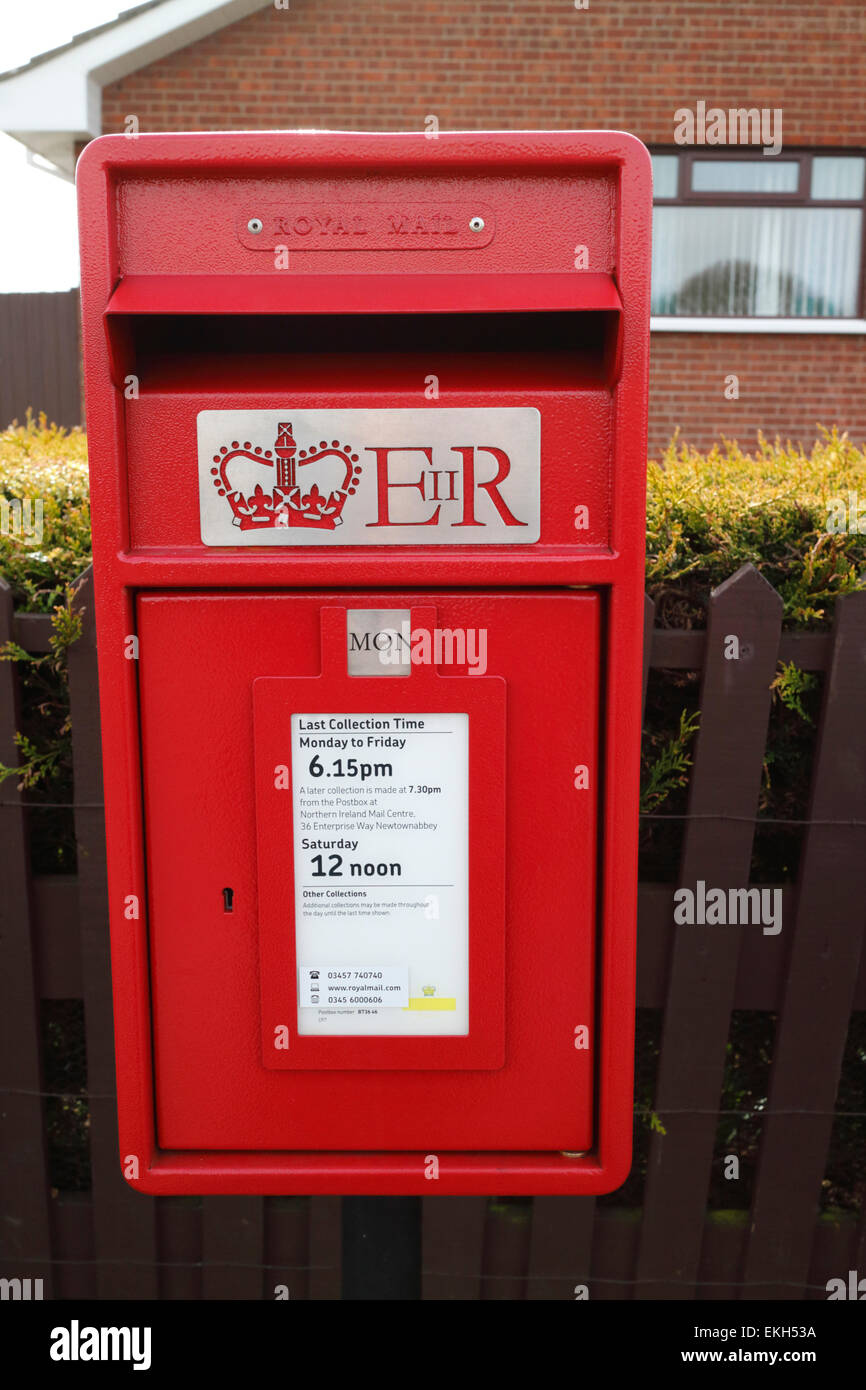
[{"left": 76, "top": 130, "right": 650, "bottom": 1195}]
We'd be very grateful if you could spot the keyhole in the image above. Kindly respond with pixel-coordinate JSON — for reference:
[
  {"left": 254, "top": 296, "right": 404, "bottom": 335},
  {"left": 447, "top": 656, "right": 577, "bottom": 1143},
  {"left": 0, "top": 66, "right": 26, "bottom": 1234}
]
[{"left": 222, "top": 887, "right": 234, "bottom": 913}]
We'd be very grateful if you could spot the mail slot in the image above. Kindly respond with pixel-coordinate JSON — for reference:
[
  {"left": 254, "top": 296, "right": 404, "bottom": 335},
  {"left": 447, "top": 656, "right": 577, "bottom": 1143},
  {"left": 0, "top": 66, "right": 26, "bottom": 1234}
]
[{"left": 76, "top": 130, "right": 651, "bottom": 1194}]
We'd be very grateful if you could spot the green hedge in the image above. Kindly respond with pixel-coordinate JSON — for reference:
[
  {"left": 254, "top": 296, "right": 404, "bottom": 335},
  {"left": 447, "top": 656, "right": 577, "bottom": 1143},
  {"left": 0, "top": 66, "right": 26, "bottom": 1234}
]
[
  {"left": 0, "top": 413, "right": 90, "bottom": 612},
  {"left": 647, "top": 428, "right": 866, "bottom": 628},
  {"left": 2, "top": 413, "right": 863, "bottom": 1208},
  {"left": 2, "top": 414, "right": 864, "bottom": 620},
  {"left": 2, "top": 412, "right": 865, "bottom": 822},
  {"left": 2, "top": 411, "right": 865, "bottom": 833}
]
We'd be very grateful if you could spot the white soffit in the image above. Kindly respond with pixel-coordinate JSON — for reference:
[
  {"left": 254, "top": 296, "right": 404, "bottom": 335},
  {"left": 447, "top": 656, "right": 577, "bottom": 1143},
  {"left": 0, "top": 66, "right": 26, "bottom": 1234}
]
[{"left": 0, "top": 0, "right": 272, "bottom": 179}]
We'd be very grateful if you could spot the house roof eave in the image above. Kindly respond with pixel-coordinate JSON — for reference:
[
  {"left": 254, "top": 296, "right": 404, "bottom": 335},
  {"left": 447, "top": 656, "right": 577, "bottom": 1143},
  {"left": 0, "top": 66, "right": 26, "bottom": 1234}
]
[{"left": 0, "top": 0, "right": 272, "bottom": 172}]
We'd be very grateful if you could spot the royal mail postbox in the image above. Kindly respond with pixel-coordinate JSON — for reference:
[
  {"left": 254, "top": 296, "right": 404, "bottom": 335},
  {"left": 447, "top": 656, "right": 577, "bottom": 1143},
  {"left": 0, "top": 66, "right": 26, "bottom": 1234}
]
[{"left": 76, "top": 130, "right": 650, "bottom": 1194}]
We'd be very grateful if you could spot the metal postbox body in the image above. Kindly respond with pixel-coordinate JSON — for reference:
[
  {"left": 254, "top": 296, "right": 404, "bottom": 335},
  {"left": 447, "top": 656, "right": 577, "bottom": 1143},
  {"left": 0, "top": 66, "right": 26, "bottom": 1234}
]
[{"left": 76, "top": 130, "right": 651, "bottom": 1195}]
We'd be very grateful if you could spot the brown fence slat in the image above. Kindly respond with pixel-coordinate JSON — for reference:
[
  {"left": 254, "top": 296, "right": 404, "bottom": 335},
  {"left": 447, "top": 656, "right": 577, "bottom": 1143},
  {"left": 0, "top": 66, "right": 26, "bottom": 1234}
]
[
  {"left": 68, "top": 568, "right": 158, "bottom": 1298},
  {"left": 635, "top": 564, "right": 783, "bottom": 1299},
  {"left": 0, "top": 578, "right": 54, "bottom": 1296},
  {"left": 857, "top": 1206, "right": 866, "bottom": 1287},
  {"left": 807, "top": 1216, "right": 859, "bottom": 1302},
  {"left": 43, "top": 289, "right": 79, "bottom": 431},
  {"left": 0, "top": 291, "right": 82, "bottom": 429},
  {"left": 479, "top": 1200, "right": 532, "bottom": 1300},
  {"left": 696, "top": 1216, "right": 749, "bottom": 1300},
  {"left": 308, "top": 1196, "right": 342, "bottom": 1300},
  {"left": 52, "top": 1195, "right": 96, "bottom": 1300},
  {"left": 33, "top": 877, "right": 82, "bottom": 997},
  {"left": 651, "top": 629, "right": 707, "bottom": 669},
  {"left": 778, "top": 631, "right": 833, "bottom": 671},
  {"left": 642, "top": 594, "right": 655, "bottom": 714},
  {"left": 422, "top": 1197, "right": 487, "bottom": 1299},
  {"left": 527, "top": 1196, "right": 595, "bottom": 1300},
  {"left": 264, "top": 1197, "right": 311, "bottom": 1301},
  {"left": 37, "top": 293, "right": 55, "bottom": 430},
  {"left": 14, "top": 613, "right": 54, "bottom": 653},
  {"left": 157, "top": 1198, "right": 203, "bottom": 1301},
  {"left": 202, "top": 1196, "right": 264, "bottom": 1299},
  {"left": 855, "top": 949, "right": 866, "bottom": 1011},
  {"left": 743, "top": 591, "right": 866, "bottom": 1299},
  {"left": 591, "top": 1210, "right": 641, "bottom": 1298},
  {"left": 651, "top": 628, "right": 831, "bottom": 672},
  {"left": 638, "top": 885, "right": 792, "bottom": 1010},
  {"left": 636, "top": 884, "right": 678, "bottom": 1006},
  {"left": 5, "top": 295, "right": 26, "bottom": 420}
]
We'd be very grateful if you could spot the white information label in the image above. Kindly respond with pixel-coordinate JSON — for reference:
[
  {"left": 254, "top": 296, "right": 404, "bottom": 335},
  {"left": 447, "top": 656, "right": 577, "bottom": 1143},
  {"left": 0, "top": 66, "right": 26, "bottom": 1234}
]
[{"left": 291, "top": 713, "right": 469, "bottom": 1036}]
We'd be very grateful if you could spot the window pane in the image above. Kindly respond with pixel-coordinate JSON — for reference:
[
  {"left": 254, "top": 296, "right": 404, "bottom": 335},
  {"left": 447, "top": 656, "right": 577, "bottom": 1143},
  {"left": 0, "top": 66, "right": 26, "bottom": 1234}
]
[
  {"left": 651, "top": 206, "right": 863, "bottom": 316},
  {"left": 652, "top": 154, "right": 678, "bottom": 199},
  {"left": 691, "top": 160, "right": 800, "bottom": 194},
  {"left": 811, "top": 156, "right": 866, "bottom": 201}
]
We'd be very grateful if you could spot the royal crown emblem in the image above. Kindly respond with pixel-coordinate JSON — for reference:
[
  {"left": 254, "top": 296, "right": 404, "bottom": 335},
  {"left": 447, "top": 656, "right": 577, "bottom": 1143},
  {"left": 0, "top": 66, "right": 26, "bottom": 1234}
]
[{"left": 209, "top": 423, "right": 362, "bottom": 530}]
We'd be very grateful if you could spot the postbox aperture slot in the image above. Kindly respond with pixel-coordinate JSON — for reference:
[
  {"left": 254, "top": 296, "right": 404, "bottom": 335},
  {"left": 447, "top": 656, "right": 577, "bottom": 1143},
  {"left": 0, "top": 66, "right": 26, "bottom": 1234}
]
[
  {"left": 106, "top": 267, "right": 624, "bottom": 390},
  {"left": 120, "top": 308, "right": 620, "bottom": 390},
  {"left": 131, "top": 307, "right": 608, "bottom": 353}
]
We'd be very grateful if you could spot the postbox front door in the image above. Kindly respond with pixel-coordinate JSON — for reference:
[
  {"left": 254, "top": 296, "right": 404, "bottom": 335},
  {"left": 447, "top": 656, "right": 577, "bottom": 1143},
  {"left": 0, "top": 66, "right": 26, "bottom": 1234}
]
[{"left": 138, "top": 589, "right": 599, "bottom": 1153}]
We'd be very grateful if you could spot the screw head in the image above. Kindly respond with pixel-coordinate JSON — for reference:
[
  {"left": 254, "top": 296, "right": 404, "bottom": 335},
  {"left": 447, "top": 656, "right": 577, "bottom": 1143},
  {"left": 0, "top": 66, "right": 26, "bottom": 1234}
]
[
  {"left": 247, "top": 217, "right": 264, "bottom": 234},
  {"left": 469, "top": 216, "right": 485, "bottom": 232}
]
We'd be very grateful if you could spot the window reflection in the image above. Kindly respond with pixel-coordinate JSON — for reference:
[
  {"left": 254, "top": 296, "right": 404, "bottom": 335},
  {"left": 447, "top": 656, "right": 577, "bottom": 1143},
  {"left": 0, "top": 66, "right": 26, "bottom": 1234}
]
[
  {"left": 810, "top": 156, "right": 866, "bottom": 201},
  {"left": 691, "top": 160, "right": 799, "bottom": 194},
  {"left": 652, "top": 206, "right": 862, "bottom": 316}
]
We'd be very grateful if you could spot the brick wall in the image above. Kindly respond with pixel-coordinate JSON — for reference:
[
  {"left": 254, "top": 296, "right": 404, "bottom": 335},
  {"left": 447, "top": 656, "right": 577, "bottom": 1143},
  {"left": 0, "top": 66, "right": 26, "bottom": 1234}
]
[
  {"left": 100, "top": 0, "right": 866, "bottom": 455},
  {"left": 649, "top": 334, "right": 866, "bottom": 457},
  {"left": 101, "top": 0, "right": 866, "bottom": 144}
]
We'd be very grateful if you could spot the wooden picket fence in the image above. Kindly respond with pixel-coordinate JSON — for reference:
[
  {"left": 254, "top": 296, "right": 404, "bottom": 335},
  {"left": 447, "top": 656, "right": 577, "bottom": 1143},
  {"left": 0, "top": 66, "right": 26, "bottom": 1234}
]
[
  {"left": 1, "top": 563, "right": 864, "bottom": 1300},
  {"left": 0, "top": 291, "right": 82, "bottom": 431}
]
